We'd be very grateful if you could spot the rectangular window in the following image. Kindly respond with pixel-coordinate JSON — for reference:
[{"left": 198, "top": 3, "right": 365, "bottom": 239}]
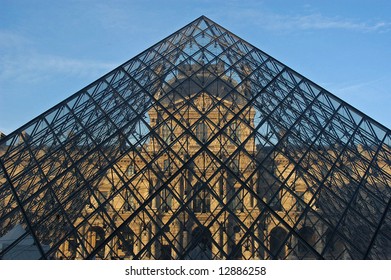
[
  {"left": 163, "top": 159, "right": 170, "bottom": 172},
  {"left": 269, "top": 191, "right": 282, "bottom": 211},
  {"left": 123, "top": 191, "right": 135, "bottom": 212},
  {"left": 161, "top": 188, "right": 172, "bottom": 212},
  {"left": 160, "top": 244, "right": 171, "bottom": 260},
  {"left": 196, "top": 122, "right": 208, "bottom": 142},
  {"left": 232, "top": 158, "right": 240, "bottom": 174},
  {"left": 296, "top": 191, "right": 305, "bottom": 211},
  {"left": 230, "top": 121, "right": 241, "bottom": 143},
  {"left": 162, "top": 123, "right": 171, "bottom": 143},
  {"left": 193, "top": 184, "right": 210, "bottom": 213},
  {"left": 232, "top": 187, "right": 244, "bottom": 212},
  {"left": 99, "top": 191, "right": 108, "bottom": 209},
  {"left": 126, "top": 164, "right": 134, "bottom": 176}
]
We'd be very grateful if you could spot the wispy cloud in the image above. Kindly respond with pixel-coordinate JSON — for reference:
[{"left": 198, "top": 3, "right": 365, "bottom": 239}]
[
  {"left": 0, "top": 29, "right": 117, "bottom": 85},
  {"left": 0, "top": 30, "right": 118, "bottom": 134},
  {"left": 327, "top": 75, "right": 391, "bottom": 127},
  {"left": 224, "top": 9, "right": 391, "bottom": 33},
  {"left": 0, "top": 53, "right": 117, "bottom": 84},
  {"left": 0, "top": 30, "right": 32, "bottom": 49},
  {"left": 284, "top": 14, "right": 391, "bottom": 32},
  {"left": 328, "top": 75, "right": 391, "bottom": 97}
]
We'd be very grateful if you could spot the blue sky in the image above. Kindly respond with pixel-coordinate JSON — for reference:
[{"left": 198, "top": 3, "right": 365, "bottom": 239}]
[{"left": 1, "top": 0, "right": 390, "bottom": 134}]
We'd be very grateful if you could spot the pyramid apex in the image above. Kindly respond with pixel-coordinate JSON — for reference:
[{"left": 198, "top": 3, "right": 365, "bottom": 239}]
[{"left": 194, "top": 15, "right": 215, "bottom": 26}]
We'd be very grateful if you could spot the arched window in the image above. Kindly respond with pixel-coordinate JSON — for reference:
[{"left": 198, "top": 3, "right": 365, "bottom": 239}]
[
  {"left": 230, "top": 242, "right": 243, "bottom": 260},
  {"left": 160, "top": 244, "right": 172, "bottom": 260},
  {"left": 324, "top": 229, "right": 345, "bottom": 259},
  {"left": 193, "top": 183, "right": 210, "bottom": 213},
  {"left": 298, "top": 226, "right": 316, "bottom": 258},
  {"left": 90, "top": 226, "right": 105, "bottom": 259},
  {"left": 270, "top": 227, "right": 287, "bottom": 259},
  {"left": 118, "top": 227, "right": 134, "bottom": 258},
  {"left": 186, "top": 226, "right": 212, "bottom": 260},
  {"left": 66, "top": 235, "right": 78, "bottom": 259}
]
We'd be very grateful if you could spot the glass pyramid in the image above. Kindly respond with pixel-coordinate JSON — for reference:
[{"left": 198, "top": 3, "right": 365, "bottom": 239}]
[{"left": 0, "top": 16, "right": 390, "bottom": 260}]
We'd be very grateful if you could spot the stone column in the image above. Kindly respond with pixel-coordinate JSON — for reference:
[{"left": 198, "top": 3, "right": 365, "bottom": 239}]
[
  {"left": 243, "top": 222, "right": 253, "bottom": 259},
  {"left": 141, "top": 225, "right": 150, "bottom": 259},
  {"left": 90, "top": 231, "right": 97, "bottom": 258},
  {"left": 104, "top": 232, "right": 112, "bottom": 259},
  {"left": 172, "top": 222, "right": 180, "bottom": 259},
  {"left": 133, "top": 223, "right": 142, "bottom": 256},
  {"left": 210, "top": 224, "right": 219, "bottom": 259},
  {"left": 151, "top": 223, "right": 157, "bottom": 259},
  {"left": 222, "top": 225, "right": 228, "bottom": 259},
  {"left": 77, "top": 226, "right": 87, "bottom": 259},
  {"left": 182, "top": 229, "right": 189, "bottom": 257},
  {"left": 254, "top": 226, "right": 262, "bottom": 259},
  {"left": 151, "top": 178, "right": 157, "bottom": 210}
]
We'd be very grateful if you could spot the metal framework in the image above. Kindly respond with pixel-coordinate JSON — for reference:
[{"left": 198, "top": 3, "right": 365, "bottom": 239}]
[{"left": 0, "top": 16, "right": 390, "bottom": 260}]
